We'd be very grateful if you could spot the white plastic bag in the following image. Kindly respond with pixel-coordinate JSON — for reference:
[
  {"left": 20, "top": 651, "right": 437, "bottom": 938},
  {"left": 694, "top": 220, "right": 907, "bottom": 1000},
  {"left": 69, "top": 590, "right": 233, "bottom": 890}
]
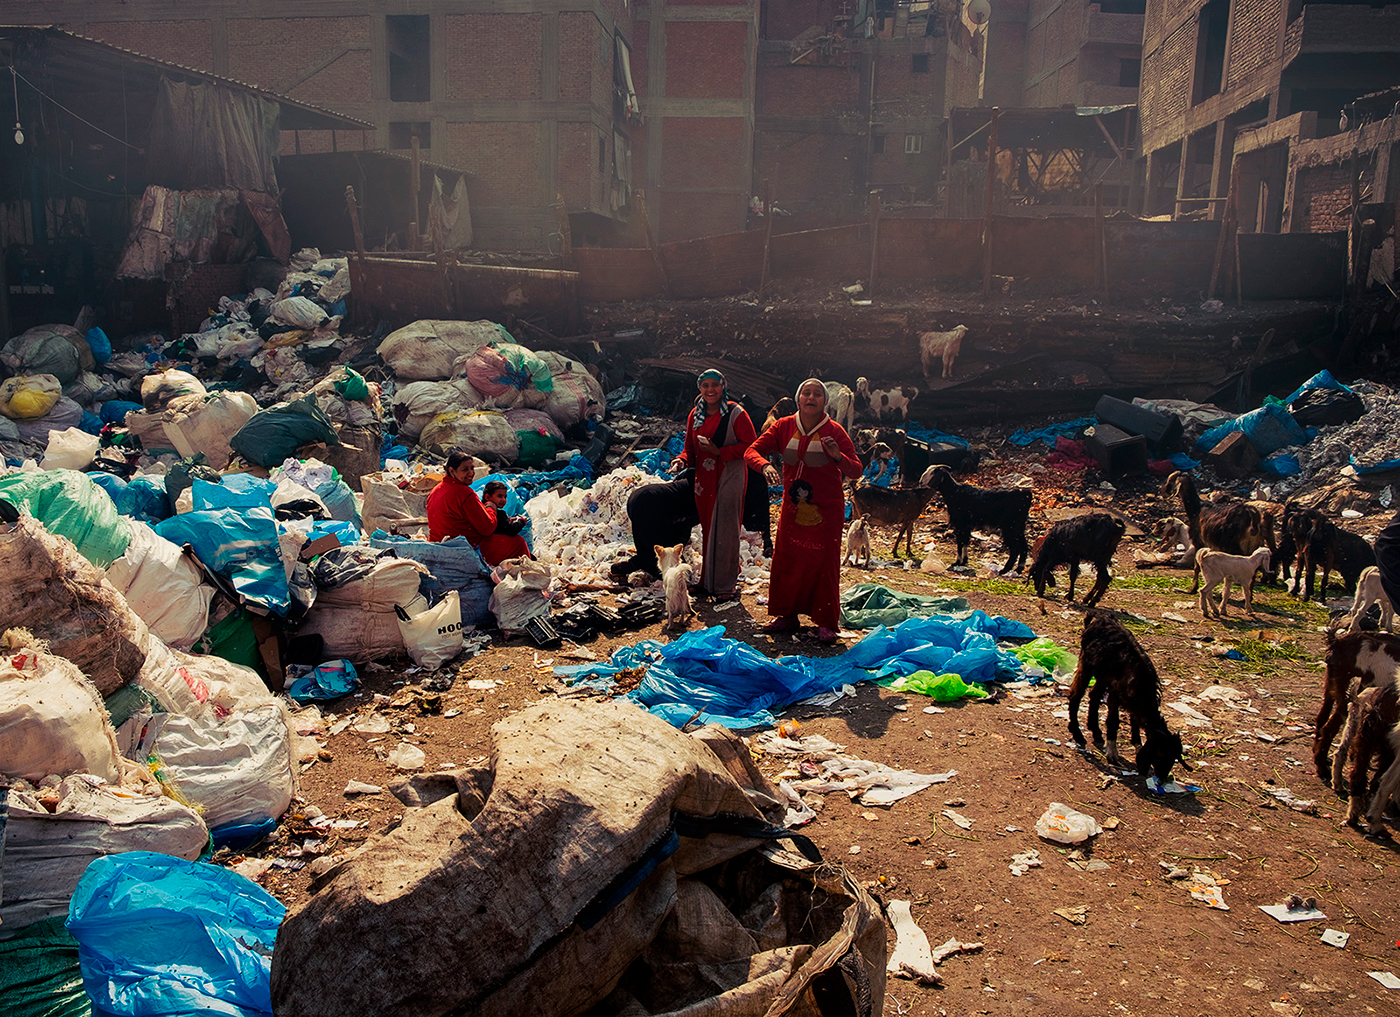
[
  {"left": 0, "top": 638, "right": 123, "bottom": 784},
  {"left": 41, "top": 426, "right": 100, "bottom": 471},
  {"left": 270, "top": 295, "right": 329, "bottom": 329},
  {"left": 396, "top": 592, "right": 463, "bottom": 669},
  {"left": 1035, "top": 802, "right": 1103, "bottom": 844},
  {"left": 104, "top": 521, "right": 215, "bottom": 649}
]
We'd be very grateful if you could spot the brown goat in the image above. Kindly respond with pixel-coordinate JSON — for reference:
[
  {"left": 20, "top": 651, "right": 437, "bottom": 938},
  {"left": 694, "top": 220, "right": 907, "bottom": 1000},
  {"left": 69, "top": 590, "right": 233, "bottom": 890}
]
[
  {"left": 1334, "top": 682, "right": 1399, "bottom": 826},
  {"left": 1161, "top": 471, "right": 1274, "bottom": 593},
  {"left": 1312, "top": 630, "right": 1400, "bottom": 782},
  {"left": 849, "top": 468, "right": 940, "bottom": 556}
]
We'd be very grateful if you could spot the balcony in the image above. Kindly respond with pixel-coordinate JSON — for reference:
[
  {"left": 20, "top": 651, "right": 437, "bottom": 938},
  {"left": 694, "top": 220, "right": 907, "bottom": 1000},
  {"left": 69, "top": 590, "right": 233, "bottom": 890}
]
[
  {"left": 1283, "top": 5, "right": 1400, "bottom": 67},
  {"left": 1083, "top": 7, "right": 1147, "bottom": 47}
]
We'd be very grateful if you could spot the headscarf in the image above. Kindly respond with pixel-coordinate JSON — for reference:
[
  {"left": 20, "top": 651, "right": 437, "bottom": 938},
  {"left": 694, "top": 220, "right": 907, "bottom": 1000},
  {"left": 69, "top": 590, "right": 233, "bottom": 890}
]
[
  {"left": 693, "top": 368, "right": 730, "bottom": 427},
  {"left": 793, "top": 378, "right": 830, "bottom": 436}
]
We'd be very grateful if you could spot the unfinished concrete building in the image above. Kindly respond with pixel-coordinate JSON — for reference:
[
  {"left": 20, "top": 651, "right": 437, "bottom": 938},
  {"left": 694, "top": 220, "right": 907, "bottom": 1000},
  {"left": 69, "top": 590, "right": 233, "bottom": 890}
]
[
  {"left": 984, "top": 0, "right": 1146, "bottom": 109},
  {"left": 8, "top": 0, "right": 760, "bottom": 250},
  {"left": 1139, "top": 0, "right": 1400, "bottom": 231}
]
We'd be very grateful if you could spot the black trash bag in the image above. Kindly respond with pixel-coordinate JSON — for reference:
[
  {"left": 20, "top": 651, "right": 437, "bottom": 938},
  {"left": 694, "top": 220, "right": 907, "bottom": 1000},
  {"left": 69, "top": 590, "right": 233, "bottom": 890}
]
[
  {"left": 229, "top": 395, "right": 339, "bottom": 468},
  {"left": 1290, "top": 386, "right": 1365, "bottom": 428},
  {"left": 165, "top": 452, "right": 221, "bottom": 502}
]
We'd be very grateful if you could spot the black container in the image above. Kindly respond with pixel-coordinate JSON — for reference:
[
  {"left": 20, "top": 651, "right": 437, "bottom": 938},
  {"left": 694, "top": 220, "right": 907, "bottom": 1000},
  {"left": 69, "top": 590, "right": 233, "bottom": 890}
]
[
  {"left": 1094, "top": 395, "right": 1183, "bottom": 455},
  {"left": 1084, "top": 423, "right": 1149, "bottom": 477}
]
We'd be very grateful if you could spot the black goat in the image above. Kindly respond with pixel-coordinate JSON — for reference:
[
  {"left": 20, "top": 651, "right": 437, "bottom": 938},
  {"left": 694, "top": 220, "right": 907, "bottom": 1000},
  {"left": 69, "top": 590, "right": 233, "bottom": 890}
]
[
  {"left": 1029, "top": 511, "right": 1126, "bottom": 607},
  {"left": 1067, "top": 609, "right": 1191, "bottom": 786},
  {"left": 1276, "top": 501, "right": 1326, "bottom": 587},
  {"left": 926, "top": 466, "right": 1032, "bottom": 574}
]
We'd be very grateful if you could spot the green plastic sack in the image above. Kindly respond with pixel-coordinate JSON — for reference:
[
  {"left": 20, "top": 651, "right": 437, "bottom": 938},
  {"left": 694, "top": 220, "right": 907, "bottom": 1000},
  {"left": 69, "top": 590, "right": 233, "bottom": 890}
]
[
  {"left": 1011, "top": 636, "right": 1078, "bottom": 677},
  {"left": 0, "top": 915, "right": 92, "bottom": 1017},
  {"left": 103, "top": 683, "right": 165, "bottom": 728},
  {"left": 515, "top": 428, "right": 563, "bottom": 467},
  {"left": 883, "top": 670, "right": 989, "bottom": 701},
  {"left": 493, "top": 341, "right": 554, "bottom": 394},
  {"left": 229, "top": 395, "right": 339, "bottom": 467},
  {"left": 332, "top": 367, "right": 370, "bottom": 402},
  {"left": 0, "top": 470, "right": 131, "bottom": 567},
  {"left": 840, "top": 582, "right": 970, "bottom": 630},
  {"left": 192, "top": 608, "right": 264, "bottom": 676}
]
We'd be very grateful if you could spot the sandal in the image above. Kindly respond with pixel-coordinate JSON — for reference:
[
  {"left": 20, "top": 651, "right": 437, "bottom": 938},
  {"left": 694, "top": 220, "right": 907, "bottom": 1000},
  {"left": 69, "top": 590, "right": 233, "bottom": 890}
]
[
  {"left": 816, "top": 626, "right": 839, "bottom": 645},
  {"left": 762, "top": 615, "right": 798, "bottom": 634}
]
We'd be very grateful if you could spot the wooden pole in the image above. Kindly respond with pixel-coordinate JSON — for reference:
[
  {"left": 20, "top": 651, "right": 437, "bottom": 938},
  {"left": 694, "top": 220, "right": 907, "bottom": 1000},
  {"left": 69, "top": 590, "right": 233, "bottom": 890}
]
[
  {"left": 637, "top": 191, "right": 672, "bottom": 297},
  {"left": 981, "top": 108, "right": 999, "bottom": 298},
  {"left": 344, "top": 185, "right": 365, "bottom": 255},
  {"left": 758, "top": 178, "right": 775, "bottom": 300},
  {"left": 556, "top": 193, "right": 572, "bottom": 271},
  {"left": 1207, "top": 156, "right": 1240, "bottom": 300},
  {"left": 409, "top": 135, "right": 421, "bottom": 252},
  {"left": 867, "top": 190, "right": 881, "bottom": 298},
  {"left": 1094, "top": 181, "right": 1107, "bottom": 295}
]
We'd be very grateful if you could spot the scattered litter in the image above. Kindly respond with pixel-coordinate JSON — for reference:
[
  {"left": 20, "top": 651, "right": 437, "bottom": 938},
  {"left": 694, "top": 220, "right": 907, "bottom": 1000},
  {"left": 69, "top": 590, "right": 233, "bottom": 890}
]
[
  {"left": 1146, "top": 777, "right": 1201, "bottom": 794},
  {"left": 848, "top": 845, "right": 861, "bottom": 855},
  {"left": 922, "top": 706, "right": 946, "bottom": 714},
  {"left": 766, "top": 733, "right": 956, "bottom": 805},
  {"left": 1009, "top": 849, "right": 1042, "bottom": 876},
  {"left": 1162, "top": 612, "right": 1188, "bottom": 623},
  {"left": 1052, "top": 905, "right": 1088, "bottom": 926},
  {"left": 931, "top": 938, "right": 982, "bottom": 965},
  {"left": 1065, "top": 849, "right": 1109, "bottom": 872},
  {"left": 1367, "top": 971, "right": 1400, "bottom": 989},
  {"left": 1187, "top": 872, "right": 1229, "bottom": 910},
  {"left": 1320, "top": 929, "right": 1350, "bottom": 949},
  {"left": 466, "top": 679, "right": 500, "bottom": 691},
  {"left": 886, "top": 899, "right": 940, "bottom": 985},
  {"left": 1262, "top": 786, "right": 1316, "bottom": 813},
  {"left": 386, "top": 741, "right": 426, "bottom": 771},
  {"left": 941, "top": 809, "right": 973, "bottom": 830},
  {"left": 1260, "top": 895, "right": 1325, "bottom": 923},
  {"left": 1035, "top": 803, "right": 1102, "bottom": 844},
  {"left": 351, "top": 713, "right": 391, "bottom": 735},
  {"left": 343, "top": 780, "right": 382, "bottom": 795}
]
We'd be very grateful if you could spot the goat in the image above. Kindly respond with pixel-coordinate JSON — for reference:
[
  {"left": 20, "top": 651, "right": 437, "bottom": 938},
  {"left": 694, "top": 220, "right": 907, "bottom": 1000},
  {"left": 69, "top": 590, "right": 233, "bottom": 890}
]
[
  {"left": 1333, "top": 527, "right": 1378, "bottom": 596},
  {"left": 849, "top": 477, "right": 938, "bottom": 557},
  {"left": 844, "top": 516, "right": 871, "bottom": 567},
  {"left": 823, "top": 382, "right": 855, "bottom": 433},
  {"left": 1312, "top": 630, "right": 1400, "bottom": 781},
  {"left": 919, "top": 325, "right": 968, "bottom": 381},
  {"left": 855, "top": 377, "right": 920, "bottom": 423},
  {"left": 1348, "top": 567, "right": 1395, "bottom": 633},
  {"left": 1161, "top": 471, "right": 1273, "bottom": 593},
  {"left": 854, "top": 426, "right": 908, "bottom": 469},
  {"left": 762, "top": 397, "right": 796, "bottom": 432},
  {"left": 1331, "top": 680, "right": 1399, "bottom": 805},
  {"left": 1276, "top": 501, "right": 1327, "bottom": 589},
  {"left": 1154, "top": 516, "right": 1197, "bottom": 568},
  {"left": 1066, "top": 609, "right": 1191, "bottom": 785},
  {"left": 925, "top": 465, "right": 1032, "bottom": 574},
  {"left": 1029, "top": 511, "right": 1126, "bottom": 607},
  {"left": 1197, "top": 546, "right": 1272, "bottom": 620}
]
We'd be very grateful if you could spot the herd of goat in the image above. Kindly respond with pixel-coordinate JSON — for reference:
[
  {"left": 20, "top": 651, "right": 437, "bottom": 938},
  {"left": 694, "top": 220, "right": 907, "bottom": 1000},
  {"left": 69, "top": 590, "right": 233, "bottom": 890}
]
[{"left": 804, "top": 418, "right": 1399, "bottom": 836}]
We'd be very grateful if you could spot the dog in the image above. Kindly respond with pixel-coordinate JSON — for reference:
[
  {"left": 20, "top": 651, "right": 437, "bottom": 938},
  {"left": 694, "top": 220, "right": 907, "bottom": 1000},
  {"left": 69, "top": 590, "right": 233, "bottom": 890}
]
[
  {"left": 844, "top": 516, "right": 871, "bottom": 568},
  {"left": 656, "top": 543, "right": 694, "bottom": 630}
]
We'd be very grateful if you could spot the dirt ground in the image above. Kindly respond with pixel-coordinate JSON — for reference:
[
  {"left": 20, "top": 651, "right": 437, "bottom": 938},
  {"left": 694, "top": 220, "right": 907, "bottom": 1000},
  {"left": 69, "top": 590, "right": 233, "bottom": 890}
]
[{"left": 240, "top": 448, "right": 1400, "bottom": 1017}]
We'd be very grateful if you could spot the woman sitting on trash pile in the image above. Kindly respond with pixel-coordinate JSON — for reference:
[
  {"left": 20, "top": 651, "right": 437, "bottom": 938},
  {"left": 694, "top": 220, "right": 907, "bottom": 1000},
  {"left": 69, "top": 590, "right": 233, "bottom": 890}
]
[
  {"left": 744, "top": 378, "right": 862, "bottom": 644},
  {"left": 610, "top": 369, "right": 757, "bottom": 599},
  {"left": 426, "top": 451, "right": 530, "bottom": 565}
]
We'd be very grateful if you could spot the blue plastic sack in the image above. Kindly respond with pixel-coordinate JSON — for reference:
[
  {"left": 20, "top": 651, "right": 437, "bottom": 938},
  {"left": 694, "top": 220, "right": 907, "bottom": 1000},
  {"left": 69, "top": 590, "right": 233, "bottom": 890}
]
[
  {"left": 100, "top": 400, "right": 143, "bottom": 424},
  {"left": 67, "top": 852, "right": 284, "bottom": 1017},
  {"left": 80, "top": 411, "right": 104, "bottom": 435},
  {"left": 1008, "top": 416, "right": 1095, "bottom": 447},
  {"left": 192, "top": 475, "right": 275, "bottom": 510},
  {"left": 1283, "top": 368, "right": 1350, "bottom": 408},
  {"left": 88, "top": 473, "right": 174, "bottom": 524},
  {"left": 156, "top": 505, "right": 289, "bottom": 614},
  {"left": 287, "top": 659, "right": 359, "bottom": 703},
  {"left": 370, "top": 533, "right": 493, "bottom": 626},
  {"left": 1196, "top": 403, "right": 1311, "bottom": 458},
  {"left": 1169, "top": 453, "right": 1200, "bottom": 471},
  {"left": 85, "top": 327, "right": 112, "bottom": 364},
  {"left": 633, "top": 433, "right": 685, "bottom": 477},
  {"left": 1259, "top": 452, "right": 1300, "bottom": 476}
]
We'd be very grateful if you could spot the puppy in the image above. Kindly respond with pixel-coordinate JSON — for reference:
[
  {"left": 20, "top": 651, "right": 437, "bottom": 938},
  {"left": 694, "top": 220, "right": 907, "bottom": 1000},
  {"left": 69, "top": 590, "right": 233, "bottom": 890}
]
[
  {"left": 844, "top": 517, "right": 871, "bottom": 567},
  {"left": 655, "top": 544, "right": 694, "bottom": 630}
]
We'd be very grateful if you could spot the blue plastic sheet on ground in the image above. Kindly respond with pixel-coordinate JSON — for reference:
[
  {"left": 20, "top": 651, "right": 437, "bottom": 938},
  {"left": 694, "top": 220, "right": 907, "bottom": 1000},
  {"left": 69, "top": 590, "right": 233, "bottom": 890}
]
[
  {"left": 633, "top": 432, "right": 685, "bottom": 476},
  {"left": 67, "top": 851, "right": 283, "bottom": 1017},
  {"left": 1196, "top": 403, "right": 1314, "bottom": 457},
  {"left": 492, "top": 459, "right": 595, "bottom": 503},
  {"left": 905, "top": 422, "right": 970, "bottom": 448},
  {"left": 556, "top": 612, "right": 1036, "bottom": 729},
  {"left": 1259, "top": 452, "right": 1300, "bottom": 476},
  {"left": 287, "top": 659, "right": 359, "bottom": 703},
  {"left": 192, "top": 475, "right": 276, "bottom": 510},
  {"left": 1169, "top": 453, "right": 1200, "bottom": 471},
  {"left": 1283, "top": 368, "right": 1350, "bottom": 408},
  {"left": 1352, "top": 455, "right": 1400, "bottom": 475},
  {"left": 156, "top": 502, "right": 289, "bottom": 614},
  {"left": 1007, "top": 416, "right": 1096, "bottom": 447}
]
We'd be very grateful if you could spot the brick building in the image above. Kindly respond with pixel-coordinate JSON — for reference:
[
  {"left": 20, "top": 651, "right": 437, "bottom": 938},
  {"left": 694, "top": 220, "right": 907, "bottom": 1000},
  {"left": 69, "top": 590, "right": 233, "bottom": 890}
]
[
  {"left": 1139, "top": 0, "right": 1400, "bottom": 230},
  {"left": 8, "top": 0, "right": 758, "bottom": 249},
  {"left": 754, "top": 1, "right": 985, "bottom": 217},
  {"left": 983, "top": 1, "right": 1145, "bottom": 109}
]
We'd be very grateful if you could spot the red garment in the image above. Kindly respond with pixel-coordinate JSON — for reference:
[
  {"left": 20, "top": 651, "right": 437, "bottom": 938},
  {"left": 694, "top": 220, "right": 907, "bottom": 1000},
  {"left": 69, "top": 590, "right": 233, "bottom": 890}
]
[
  {"left": 744, "top": 415, "right": 862, "bottom": 628},
  {"left": 675, "top": 402, "right": 757, "bottom": 596},
  {"left": 426, "top": 475, "right": 530, "bottom": 566}
]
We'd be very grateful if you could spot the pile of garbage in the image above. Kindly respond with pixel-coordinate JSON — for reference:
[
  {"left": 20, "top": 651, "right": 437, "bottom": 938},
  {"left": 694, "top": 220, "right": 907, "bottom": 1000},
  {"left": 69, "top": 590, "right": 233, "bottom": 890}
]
[{"left": 1292, "top": 379, "right": 1400, "bottom": 489}]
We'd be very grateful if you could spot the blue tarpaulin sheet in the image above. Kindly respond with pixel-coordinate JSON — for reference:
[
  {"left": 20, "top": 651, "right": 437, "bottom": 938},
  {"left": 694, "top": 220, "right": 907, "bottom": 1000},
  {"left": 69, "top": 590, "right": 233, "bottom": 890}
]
[
  {"left": 1283, "top": 368, "right": 1350, "bottom": 408},
  {"left": 905, "top": 422, "right": 970, "bottom": 448},
  {"left": 556, "top": 611, "right": 1036, "bottom": 729},
  {"left": 1007, "top": 416, "right": 1096, "bottom": 447},
  {"left": 633, "top": 432, "right": 685, "bottom": 476},
  {"left": 1196, "top": 403, "right": 1315, "bottom": 457}
]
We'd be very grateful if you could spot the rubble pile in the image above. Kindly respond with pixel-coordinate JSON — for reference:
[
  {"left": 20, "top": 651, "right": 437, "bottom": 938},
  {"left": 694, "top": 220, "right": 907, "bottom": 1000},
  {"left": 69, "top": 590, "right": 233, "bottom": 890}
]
[{"left": 1294, "top": 380, "right": 1400, "bottom": 487}]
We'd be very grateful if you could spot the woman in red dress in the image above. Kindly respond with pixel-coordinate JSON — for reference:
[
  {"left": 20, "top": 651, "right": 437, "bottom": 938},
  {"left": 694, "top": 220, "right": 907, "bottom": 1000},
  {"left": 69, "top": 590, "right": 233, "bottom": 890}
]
[
  {"left": 425, "top": 450, "right": 530, "bottom": 565},
  {"left": 744, "top": 378, "right": 862, "bottom": 644},
  {"left": 669, "top": 368, "right": 757, "bottom": 600}
]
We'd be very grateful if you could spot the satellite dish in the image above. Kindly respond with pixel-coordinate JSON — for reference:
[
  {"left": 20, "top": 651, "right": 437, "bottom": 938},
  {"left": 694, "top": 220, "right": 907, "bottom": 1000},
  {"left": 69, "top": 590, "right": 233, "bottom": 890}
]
[{"left": 966, "top": 0, "right": 992, "bottom": 25}]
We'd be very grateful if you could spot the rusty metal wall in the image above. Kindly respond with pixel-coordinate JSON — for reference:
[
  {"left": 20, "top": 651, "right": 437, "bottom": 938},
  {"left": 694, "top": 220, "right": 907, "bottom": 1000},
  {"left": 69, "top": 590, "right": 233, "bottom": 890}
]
[{"left": 348, "top": 256, "right": 579, "bottom": 332}]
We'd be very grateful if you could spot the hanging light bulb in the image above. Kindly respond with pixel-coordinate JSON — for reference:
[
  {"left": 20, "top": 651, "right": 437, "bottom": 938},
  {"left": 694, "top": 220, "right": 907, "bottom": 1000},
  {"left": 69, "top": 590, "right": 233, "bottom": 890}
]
[{"left": 12, "top": 123, "right": 22, "bottom": 146}]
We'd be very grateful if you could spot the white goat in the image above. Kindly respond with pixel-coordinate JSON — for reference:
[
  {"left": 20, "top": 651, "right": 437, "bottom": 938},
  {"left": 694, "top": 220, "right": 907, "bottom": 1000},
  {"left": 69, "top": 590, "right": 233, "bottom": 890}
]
[
  {"left": 856, "top": 377, "right": 920, "bottom": 423},
  {"left": 1348, "top": 566, "right": 1395, "bottom": 633},
  {"left": 919, "top": 325, "right": 968, "bottom": 381},
  {"left": 1198, "top": 546, "right": 1272, "bottom": 620},
  {"left": 823, "top": 381, "right": 855, "bottom": 432},
  {"left": 1154, "top": 516, "right": 1198, "bottom": 569}
]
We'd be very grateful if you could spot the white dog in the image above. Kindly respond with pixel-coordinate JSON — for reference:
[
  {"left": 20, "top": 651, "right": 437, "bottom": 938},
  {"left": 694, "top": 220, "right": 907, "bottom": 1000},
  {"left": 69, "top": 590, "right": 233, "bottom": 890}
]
[
  {"left": 656, "top": 543, "right": 694, "bottom": 630},
  {"left": 844, "top": 517, "right": 871, "bottom": 568}
]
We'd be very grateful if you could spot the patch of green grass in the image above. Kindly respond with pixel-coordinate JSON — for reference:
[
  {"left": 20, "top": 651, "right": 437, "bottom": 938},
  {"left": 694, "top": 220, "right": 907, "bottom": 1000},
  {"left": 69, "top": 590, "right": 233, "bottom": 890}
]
[
  {"left": 928, "top": 575, "right": 1027, "bottom": 597},
  {"left": 1234, "top": 635, "right": 1312, "bottom": 665},
  {"left": 1111, "top": 573, "right": 1188, "bottom": 593}
]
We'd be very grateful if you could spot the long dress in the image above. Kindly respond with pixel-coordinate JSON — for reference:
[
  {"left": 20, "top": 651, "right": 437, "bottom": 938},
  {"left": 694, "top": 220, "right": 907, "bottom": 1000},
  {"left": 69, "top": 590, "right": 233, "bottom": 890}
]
[
  {"left": 744, "top": 414, "right": 862, "bottom": 628},
  {"left": 676, "top": 401, "right": 757, "bottom": 597},
  {"left": 426, "top": 475, "right": 530, "bottom": 565}
]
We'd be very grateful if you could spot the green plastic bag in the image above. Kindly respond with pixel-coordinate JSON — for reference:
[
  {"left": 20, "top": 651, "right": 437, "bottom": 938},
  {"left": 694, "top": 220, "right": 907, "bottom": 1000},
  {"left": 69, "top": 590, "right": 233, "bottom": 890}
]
[
  {"left": 883, "top": 670, "right": 989, "bottom": 701},
  {"left": 840, "top": 582, "right": 969, "bottom": 630},
  {"left": 1012, "top": 636, "right": 1078, "bottom": 677},
  {"left": 192, "top": 608, "right": 264, "bottom": 677},
  {"left": 515, "top": 428, "right": 563, "bottom": 467},
  {"left": 0, "top": 469, "right": 131, "bottom": 567},
  {"left": 333, "top": 367, "right": 370, "bottom": 402},
  {"left": 0, "top": 915, "right": 92, "bottom": 1017}
]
